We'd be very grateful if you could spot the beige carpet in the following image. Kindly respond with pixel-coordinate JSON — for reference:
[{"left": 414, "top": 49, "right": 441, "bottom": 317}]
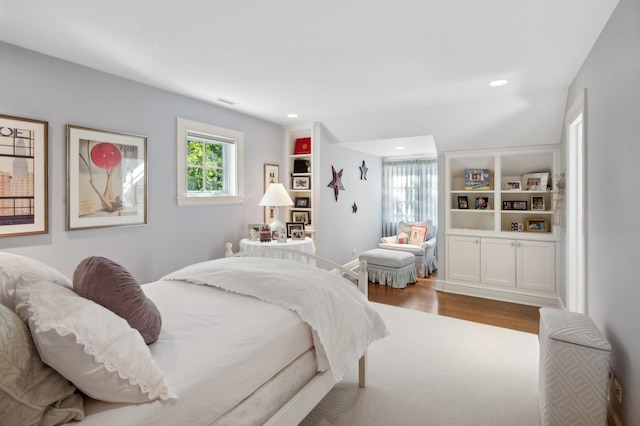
[{"left": 301, "top": 302, "right": 541, "bottom": 426}]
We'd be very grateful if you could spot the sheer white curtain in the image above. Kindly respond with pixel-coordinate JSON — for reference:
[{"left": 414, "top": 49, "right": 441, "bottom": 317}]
[{"left": 382, "top": 158, "right": 438, "bottom": 237}]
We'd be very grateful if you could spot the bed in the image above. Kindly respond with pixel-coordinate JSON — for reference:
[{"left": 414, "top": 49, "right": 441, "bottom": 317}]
[{"left": 0, "top": 249, "right": 387, "bottom": 426}]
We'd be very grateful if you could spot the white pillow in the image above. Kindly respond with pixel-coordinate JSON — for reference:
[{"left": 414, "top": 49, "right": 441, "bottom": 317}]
[
  {"left": 0, "top": 252, "right": 72, "bottom": 311},
  {"left": 14, "top": 280, "right": 176, "bottom": 404}
]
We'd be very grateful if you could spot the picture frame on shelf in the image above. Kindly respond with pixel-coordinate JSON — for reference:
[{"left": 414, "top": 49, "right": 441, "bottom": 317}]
[
  {"left": 475, "top": 196, "right": 489, "bottom": 210},
  {"left": 457, "top": 196, "right": 469, "bottom": 209},
  {"left": 67, "top": 125, "right": 147, "bottom": 230},
  {"left": 291, "top": 210, "right": 310, "bottom": 224},
  {"left": 291, "top": 228, "right": 306, "bottom": 240},
  {"left": 286, "top": 221, "right": 305, "bottom": 238},
  {"left": 505, "top": 180, "right": 521, "bottom": 190},
  {"left": 522, "top": 173, "right": 549, "bottom": 191},
  {"left": 526, "top": 218, "right": 549, "bottom": 232},
  {"left": 464, "top": 169, "right": 490, "bottom": 190},
  {"left": 512, "top": 200, "right": 528, "bottom": 210},
  {"left": 292, "top": 175, "right": 310, "bottom": 190},
  {"left": 272, "top": 225, "right": 287, "bottom": 243},
  {"left": 295, "top": 197, "right": 310, "bottom": 208},
  {"left": 294, "top": 137, "right": 311, "bottom": 155},
  {"left": 263, "top": 163, "right": 279, "bottom": 223},
  {"left": 502, "top": 200, "right": 513, "bottom": 210},
  {"left": 248, "top": 223, "right": 266, "bottom": 241},
  {"left": 531, "top": 196, "right": 545, "bottom": 211},
  {"left": 0, "top": 114, "right": 49, "bottom": 237}
]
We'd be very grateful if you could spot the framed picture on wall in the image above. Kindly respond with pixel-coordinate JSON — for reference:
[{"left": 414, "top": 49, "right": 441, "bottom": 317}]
[
  {"left": 263, "top": 163, "right": 279, "bottom": 223},
  {"left": 0, "top": 114, "right": 49, "bottom": 237},
  {"left": 67, "top": 125, "right": 147, "bottom": 230}
]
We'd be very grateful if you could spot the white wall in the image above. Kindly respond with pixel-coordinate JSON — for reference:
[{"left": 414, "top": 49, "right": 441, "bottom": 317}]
[
  {"left": 0, "top": 42, "right": 284, "bottom": 282},
  {"left": 566, "top": 0, "right": 639, "bottom": 423}
]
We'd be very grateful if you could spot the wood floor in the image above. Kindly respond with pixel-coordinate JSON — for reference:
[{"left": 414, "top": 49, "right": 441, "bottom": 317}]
[{"left": 368, "top": 272, "right": 541, "bottom": 334}]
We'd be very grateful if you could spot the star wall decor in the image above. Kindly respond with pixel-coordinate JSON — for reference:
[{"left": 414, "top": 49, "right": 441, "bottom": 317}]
[
  {"left": 327, "top": 165, "right": 344, "bottom": 201},
  {"left": 352, "top": 202, "right": 358, "bottom": 213},
  {"left": 359, "top": 160, "right": 368, "bottom": 180}
]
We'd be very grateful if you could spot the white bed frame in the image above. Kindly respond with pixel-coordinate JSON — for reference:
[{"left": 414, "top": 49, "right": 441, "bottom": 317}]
[{"left": 225, "top": 242, "right": 368, "bottom": 425}]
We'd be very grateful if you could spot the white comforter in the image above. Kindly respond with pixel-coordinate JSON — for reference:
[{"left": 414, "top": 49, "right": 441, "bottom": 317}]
[{"left": 163, "top": 256, "right": 388, "bottom": 381}]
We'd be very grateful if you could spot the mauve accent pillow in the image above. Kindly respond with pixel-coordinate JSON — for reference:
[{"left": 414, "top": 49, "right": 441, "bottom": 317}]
[{"left": 73, "top": 256, "right": 161, "bottom": 344}]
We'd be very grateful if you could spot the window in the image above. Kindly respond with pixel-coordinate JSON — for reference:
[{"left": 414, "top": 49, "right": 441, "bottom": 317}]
[{"left": 177, "top": 118, "right": 244, "bottom": 206}]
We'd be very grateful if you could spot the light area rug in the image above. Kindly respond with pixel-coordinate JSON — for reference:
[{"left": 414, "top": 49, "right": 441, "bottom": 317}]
[{"left": 301, "top": 302, "right": 541, "bottom": 426}]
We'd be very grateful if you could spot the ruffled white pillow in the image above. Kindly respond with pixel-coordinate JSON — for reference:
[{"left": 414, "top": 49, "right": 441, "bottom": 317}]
[
  {"left": 14, "top": 280, "right": 176, "bottom": 403},
  {"left": 0, "top": 252, "right": 72, "bottom": 310}
]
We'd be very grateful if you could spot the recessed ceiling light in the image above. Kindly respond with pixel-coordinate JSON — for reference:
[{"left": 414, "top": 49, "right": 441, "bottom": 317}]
[
  {"left": 287, "top": 113, "right": 298, "bottom": 118},
  {"left": 489, "top": 80, "right": 508, "bottom": 87}
]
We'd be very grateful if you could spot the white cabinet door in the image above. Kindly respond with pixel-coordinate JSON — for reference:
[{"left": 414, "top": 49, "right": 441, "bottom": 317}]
[
  {"left": 447, "top": 235, "right": 481, "bottom": 282},
  {"left": 481, "top": 238, "right": 516, "bottom": 287},
  {"left": 516, "top": 240, "right": 556, "bottom": 292}
]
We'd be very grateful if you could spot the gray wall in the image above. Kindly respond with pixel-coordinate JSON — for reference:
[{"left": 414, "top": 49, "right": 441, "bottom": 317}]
[
  {"left": 566, "top": 0, "right": 639, "bottom": 423},
  {"left": 0, "top": 41, "right": 284, "bottom": 282}
]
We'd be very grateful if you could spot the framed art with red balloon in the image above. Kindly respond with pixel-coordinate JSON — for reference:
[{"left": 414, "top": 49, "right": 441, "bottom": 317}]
[
  {"left": 0, "top": 114, "right": 49, "bottom": 237},
  {"left": 67, "top": 125, "right": 147, "bottom": 230}
]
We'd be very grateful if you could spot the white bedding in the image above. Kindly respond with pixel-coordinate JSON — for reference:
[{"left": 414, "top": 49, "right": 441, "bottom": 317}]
[
  {"left": 75, "top": 257, "right": 388, "bottom": 425},
  {"left": 163, "top": 256, "right": 388, "bottom": 381}
]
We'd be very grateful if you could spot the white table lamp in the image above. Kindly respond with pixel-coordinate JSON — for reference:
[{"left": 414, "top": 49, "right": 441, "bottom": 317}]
[{"left": 259, "top": 183, "right": 293, "bottom": 233}]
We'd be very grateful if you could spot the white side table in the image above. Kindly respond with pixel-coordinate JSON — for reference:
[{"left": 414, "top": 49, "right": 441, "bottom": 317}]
[{"left": 239, "top": 237, "right": 316, "bottom": 265}]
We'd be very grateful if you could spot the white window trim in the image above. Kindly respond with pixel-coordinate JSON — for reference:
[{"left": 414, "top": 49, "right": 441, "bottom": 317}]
[{"left": 176, "top": 117, "right": 245, "bottom": 206}]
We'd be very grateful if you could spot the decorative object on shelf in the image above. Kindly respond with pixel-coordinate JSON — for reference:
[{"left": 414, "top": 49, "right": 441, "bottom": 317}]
[
  {"left": 464, "top": 169, "right": 490, "bottom": 190},
  {"left": 531, "top": 196, "right": 545, "bottom": 211},
  {"left": 458, "top": 196, "right": 469, "bottom": 209},
  {"left": 259, "top": 182, "right": 293, "bottom": 232},
  {"left": 506, "top": 180, "right": 521, "bottom": 190},
  {"left": 327, "top": 165, "right": 345, "bottom": 201},
  {"left": 67, "top": 125, "right": 147, "bottom": 230},
  {"left": 272, "top": 225, "right": 287, "bottom": 243},
  {"left": 511, "top": 222, "right": 524, "bottom": 232},
  {"left": 291, "top": 175, "right": 310, "bottom": 190},
  {"left": 522, "top": 173, "right": 549, "bottom": 190},
  {"left": 503, "top": 201, "right": 513, "bottom": 210},
  {"left": 291, "top": 228, "right": 305, "bottom": 240},
  {"left": 513, "top": 201, "right": 528, "bottom": 210},
  {"left": 294, "top": 197, "right": 310, "bottom": 208},
  {"left": 293, "top": 159, "right": 310, "bottom": 173},
  {"left": 359, "top": 161, "right": 368, "bottom": 180},
  {"left": 526, "top": 218, "right": 549, "bottom": 232},
  {"left": 352, "top": 202, "right": 358, "bottom": 213},
  {"left": 263, "top": 164, "right": 279, "bottom": 223},
  {"left": 286, "top": 222, "right": 305, "bottom": 238},
  {"left": 551, "top": 173, "right": 565, "bottom": 226},
  {"left": 291, "top": 210, "right": 310, "bottom": 224},
  {"left": 248, "top": 223, "right": 265, "bottom": 241},
  {"left": 259, "top": 225, "right": 272, "bottom": 242},
  {"left": 475, "top": 197, "right": 489, "bottom": 210},
  {"left": 294, "top": 137, "right": 311, "bottom": 154},
  {"left": 0, "top": 114, "right": 48, "bottom": 237}
]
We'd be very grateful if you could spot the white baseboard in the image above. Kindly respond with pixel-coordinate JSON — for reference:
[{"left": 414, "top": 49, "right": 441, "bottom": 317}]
[{"left": 436, "top": 280, "right": 561, "bottom": 308}]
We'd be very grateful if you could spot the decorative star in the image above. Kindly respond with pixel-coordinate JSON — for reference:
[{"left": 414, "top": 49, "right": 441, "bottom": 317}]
[
  {"left": 327, "top": 166, "right": 344, "bottom": 201},
  {"left": 352, "top": 202, "right": 358, "bottom": 213},
  {"left": 359, "top": 160, "right": 368, "bottom": 180}
]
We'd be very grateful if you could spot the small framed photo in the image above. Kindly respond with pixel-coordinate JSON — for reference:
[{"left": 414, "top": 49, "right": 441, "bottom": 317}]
[
  {"left": 531, "top": 196, "right": 545, "bottom": 211},
  {"left": 291, "top": 210, "right": 310, "bottom": 224},
  {"left": 475, "top": 196, "right": 489, "bottom": 210},
  {"left": 506, "top": 180, "right": 521, "bottom": 190},
  {"left": 526, "top": 218, "right": 549, "bottom": 232},
  {"left": 286, "top": 221, "right": 305, "bottom": 238},
  {"left": 292, "top": 175, "right": 310, "bottom": 190},
  {"left": 67, "top": 125, "right": 147, "bottom": 230},
  {"left": 248, "top": 223, "right": 266, "bottom": 241},
  {"left": 264, "top": 163, "right": 279, "bottom": 223},
  {"left": 512, "top": 200, "right": 528, "bottom": 210},
  {"left": 0, "top": 114, "right": 48, "bottom": 237},
  {"left": 457, "top": 196, "right": 469, "bottom": 209},
  {"left": 295, "top": 197, "right": 310, "bottom": 208},
  {"left": 522, "top": 173, "right": 549, "bottom": 191},
  {"left": 272, "top": 225, "right": 287, "bottom": 243},
  {"left": 502, "top": 200, "right": 513, "bottom": 210}
]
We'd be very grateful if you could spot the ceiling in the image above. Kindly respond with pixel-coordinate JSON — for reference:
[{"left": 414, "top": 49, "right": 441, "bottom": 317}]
[{"left": 0, "top": 1, "right": 619, "bottom": 157}]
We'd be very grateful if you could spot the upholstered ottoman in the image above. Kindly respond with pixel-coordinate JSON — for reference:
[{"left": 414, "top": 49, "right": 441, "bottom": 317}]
[
  {"left": 359, "top": 249, "right": 416, "bottom": 289},
  {"left": 538, "top": 308, "right": 611, "bottom": 426}
]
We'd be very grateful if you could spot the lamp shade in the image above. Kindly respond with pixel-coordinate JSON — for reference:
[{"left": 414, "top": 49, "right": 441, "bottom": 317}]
[{"left": 259, "top": 183, "right": 293, "bottom": 207}]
